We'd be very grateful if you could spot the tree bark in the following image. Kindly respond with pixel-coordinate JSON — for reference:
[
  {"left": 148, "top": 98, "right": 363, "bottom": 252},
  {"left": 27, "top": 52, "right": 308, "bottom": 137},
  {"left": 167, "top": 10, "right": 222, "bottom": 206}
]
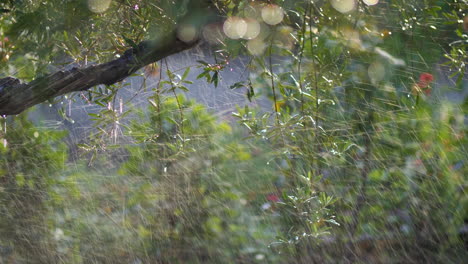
[{"left": 0, "top": 31, "right": 197, "bottom": 115}]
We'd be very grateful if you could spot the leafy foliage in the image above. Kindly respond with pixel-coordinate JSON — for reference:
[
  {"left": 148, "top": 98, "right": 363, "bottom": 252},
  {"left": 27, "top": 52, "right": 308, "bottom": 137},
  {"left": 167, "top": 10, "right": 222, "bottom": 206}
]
[{"left": 0, "top": 0, "right": 467, "bottom": 263}]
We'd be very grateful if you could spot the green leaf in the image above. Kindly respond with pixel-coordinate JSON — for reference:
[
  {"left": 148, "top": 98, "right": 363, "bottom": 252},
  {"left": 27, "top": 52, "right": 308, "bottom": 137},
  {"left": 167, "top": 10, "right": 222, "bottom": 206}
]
[
  {"left": 87, "top": 113, "right": 100, "bottom": 118},
  {"left": 121, "top": 34, "right": 138, "bottom": 50},
  {"left": 182, "top": 67, "right": 190, "bottom": 80},
  {"left": 230, "top": 82, "right": 244, "bottom": 89},
  {"left": 212, "top": 71, "right": 219, "bottom": 88},
  {"left": 178, "top": 85, "right": 189, "bottom": 92},
  {"left": 196, "top": 70, "right": 209, "bottom": 80},
  {"left": 196, "top": 60, "right": 209, "bottom": 66}
]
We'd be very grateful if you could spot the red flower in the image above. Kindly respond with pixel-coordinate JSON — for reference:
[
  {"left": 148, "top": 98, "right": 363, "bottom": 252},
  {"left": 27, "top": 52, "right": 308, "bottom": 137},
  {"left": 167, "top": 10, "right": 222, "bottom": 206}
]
[
  {"left": 267, "top": 194, "right": 280, "bottom": 203},
  {"left": 417, "top": 73, "right": 434, "bottom": 89},
  {"left": 424, "top": 87, "right": 432, "bottom": 96}
]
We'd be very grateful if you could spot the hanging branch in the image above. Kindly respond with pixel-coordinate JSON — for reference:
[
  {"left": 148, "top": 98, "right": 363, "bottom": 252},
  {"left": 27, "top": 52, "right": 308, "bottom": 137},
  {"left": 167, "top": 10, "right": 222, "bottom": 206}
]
[{"left": 0, "top": 32, "right": 197, "bottom": 115}]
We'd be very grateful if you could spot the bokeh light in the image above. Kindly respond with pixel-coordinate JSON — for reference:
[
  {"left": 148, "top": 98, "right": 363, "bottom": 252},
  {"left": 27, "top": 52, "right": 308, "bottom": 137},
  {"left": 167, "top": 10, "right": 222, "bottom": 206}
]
[
  {"left": 223, "top": 17, "right": 248, "bottom": 39},
  {"left": 341, "top": 28, "right": 363, "bottom": 50},
  {"left": 177, "top": 24, "right": 198, "bottom": 43},
  {"left": 87, "top": 0, "right": 112, "bottom": 13},
  {"left": 261, "top": 4, "right": 284, "bottom": 25},
  {"left": 247, "top": 38, "right": 267, "bottom": 56},
  {"left": 244, "top": 3, "right": 260, "bottom": 19},
  {"left": 256, "top": 22, "right": 272, "bottom": 41},
  {"left": 363, "top": 0, "right": 379, "bottom": 5},
  {"left": 203, "top": 23, "right": 225, "bottom": 44},
  {"left": 274, "top": 26, "right": 295, "bottom": 49},
  {"left": 243, "top": 18, "right": 261, "bottom": 40},
  {"left": 368, "top": 61, "right": 386, "bottom": 83},
  {"left": 330, "top": 0, "right": 356, "bottom": 14}
]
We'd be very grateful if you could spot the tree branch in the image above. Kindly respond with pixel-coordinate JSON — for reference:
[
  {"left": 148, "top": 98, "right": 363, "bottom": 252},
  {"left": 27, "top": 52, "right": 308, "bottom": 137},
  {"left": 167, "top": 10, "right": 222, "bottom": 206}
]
[{"left": 0, "top": 31, "right": 197, "bottom": 115}]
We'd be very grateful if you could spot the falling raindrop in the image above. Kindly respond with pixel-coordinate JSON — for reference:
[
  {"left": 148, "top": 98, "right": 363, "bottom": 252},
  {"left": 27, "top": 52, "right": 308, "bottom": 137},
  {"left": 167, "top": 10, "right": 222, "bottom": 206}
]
[
  {"left": 1, "top": 115, "right": 6, "bottom": 148},
  {"left": 68, "top": 99, "right": 72, "bottom": 117}
]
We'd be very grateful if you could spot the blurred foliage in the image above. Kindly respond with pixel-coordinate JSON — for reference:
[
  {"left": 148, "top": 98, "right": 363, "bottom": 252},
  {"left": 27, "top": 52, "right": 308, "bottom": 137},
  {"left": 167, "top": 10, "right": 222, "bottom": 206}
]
[
  {"left": 1, "top": 0, "right": 467, "bottom": 263},
  {"left": 0, "top": 115, "right": 67, "bottom": 262}
]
